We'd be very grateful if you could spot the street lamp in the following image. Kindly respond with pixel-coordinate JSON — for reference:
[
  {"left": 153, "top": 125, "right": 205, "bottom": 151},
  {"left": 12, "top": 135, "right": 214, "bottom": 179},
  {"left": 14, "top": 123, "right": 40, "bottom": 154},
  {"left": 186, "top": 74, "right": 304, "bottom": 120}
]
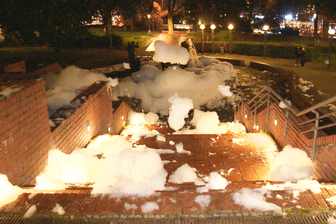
[
  {"left": 263, "top": 24, "right": 269, "bottom": 57},
  {"left": 210, "top": 24, "right": 216, "bottom": 54},
  {"left": 200, "top": 23, "right": 205, "bottom": 54},
  {"left": 328, "top": 28, "right": 335, "bottom": 69},
  {"left": 147, "top": 14, "right": 151, "bottom": 35},
  {"left": 228, "top": 24, "right": 234, "bottom": 54}
]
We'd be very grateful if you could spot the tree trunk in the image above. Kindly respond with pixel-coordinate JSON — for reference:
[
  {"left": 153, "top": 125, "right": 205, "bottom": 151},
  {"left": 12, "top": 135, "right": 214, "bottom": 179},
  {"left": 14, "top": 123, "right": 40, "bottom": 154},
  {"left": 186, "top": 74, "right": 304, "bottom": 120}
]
[
  {"left": 130, "top": 17, "right": 134, "bottom": 31},
  {"left": 103, "top": 13, "right": 112, "bottom": 37},
  {"left": 167, "top": 0, "right": 174, "bottom": 35}
]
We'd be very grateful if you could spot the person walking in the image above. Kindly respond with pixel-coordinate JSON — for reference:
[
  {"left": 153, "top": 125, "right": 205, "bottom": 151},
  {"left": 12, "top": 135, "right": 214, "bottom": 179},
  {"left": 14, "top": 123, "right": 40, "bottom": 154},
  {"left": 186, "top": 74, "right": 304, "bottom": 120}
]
[
  {"left": 294, "top": 46, "right": 301, "bottom": 66},
  {"left": 300, "top": 47, "right": 306, "bottom": 67}
]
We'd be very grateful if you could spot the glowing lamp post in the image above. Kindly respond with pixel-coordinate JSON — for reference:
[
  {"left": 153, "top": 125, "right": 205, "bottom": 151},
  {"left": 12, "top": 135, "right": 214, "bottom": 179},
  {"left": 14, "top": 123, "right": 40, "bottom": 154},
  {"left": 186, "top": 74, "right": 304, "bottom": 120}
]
[
  {"left": 210, "top": 24, "right": 216, "bottom": 54},
  {"left": 228, "top": 24, "right": 234, "bottom": 54},
  {"left": 263, "top": 24, "right": 269, "bottom": 57},
  {"left": 147, "top": 14, "right": 151, "bottom": 34},
  {"left": 200, "top": 23, "right": 205, "bottom": 54},
  {"left": 328, "top": 28, "right": 335, "bottom": 69}
]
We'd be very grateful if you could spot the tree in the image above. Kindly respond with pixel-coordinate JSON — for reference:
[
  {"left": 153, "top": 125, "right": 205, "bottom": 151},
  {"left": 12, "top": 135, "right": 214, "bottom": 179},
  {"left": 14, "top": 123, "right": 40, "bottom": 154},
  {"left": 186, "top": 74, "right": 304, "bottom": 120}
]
[
  {"left": 90, "top": 0, "right": 140, "bottom": 35},
  {"left": 0, "top": 0, "right": 41, "bottom": 45},
  {"left": 167, "top": 0, "right": 177, "bottom": 34},
  {"left": 0, "top": 0, "right": 93, "bottom": 51},
  {"left": 137, "top": 0, "right": 162, "bottom": 31},
  {"left": 40, "top": 0, "right": 94, "bottom": 52},
  {"left": 182, "top": 0, "right": 247, "bottom": 30},
  {"left": 302, "top": 0, "right": 336, "bottom": 45}
]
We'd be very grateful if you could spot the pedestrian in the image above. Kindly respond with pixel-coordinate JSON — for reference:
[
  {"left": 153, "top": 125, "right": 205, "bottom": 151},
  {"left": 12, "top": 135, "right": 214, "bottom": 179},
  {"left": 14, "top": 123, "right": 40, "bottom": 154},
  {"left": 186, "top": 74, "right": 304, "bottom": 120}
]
[
  {"left": 294, "top": 46, "right": 301, "bottom": 66},
  {"left": 300, "top": 47, "right": 306, "bottom": 67}
]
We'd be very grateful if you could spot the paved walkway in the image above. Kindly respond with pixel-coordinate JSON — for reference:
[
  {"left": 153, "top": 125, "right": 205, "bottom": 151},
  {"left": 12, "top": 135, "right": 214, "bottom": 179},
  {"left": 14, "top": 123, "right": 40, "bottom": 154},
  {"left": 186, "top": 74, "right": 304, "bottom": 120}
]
[
  {"left": 216, "top": 53, "right": 336, "bottom": 100},
  {"left": 1, "top": 124, "right": 336, "bottom": 222}
]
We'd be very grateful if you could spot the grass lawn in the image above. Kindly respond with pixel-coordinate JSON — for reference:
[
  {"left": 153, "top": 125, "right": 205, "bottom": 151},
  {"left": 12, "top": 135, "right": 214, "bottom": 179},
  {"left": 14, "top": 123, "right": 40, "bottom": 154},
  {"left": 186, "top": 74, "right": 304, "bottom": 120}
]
[
  {"left": 189, "top": 30, "right": 330, "bottom": 47},
  {"left": 88, "top": 27, "right": 153, "bottom": 49},
  {"left": 0, "top": 48, "right": 133, "bottom": 71},
  {"left": 0, "top": 30, "right": 335, "bottom": 72}
]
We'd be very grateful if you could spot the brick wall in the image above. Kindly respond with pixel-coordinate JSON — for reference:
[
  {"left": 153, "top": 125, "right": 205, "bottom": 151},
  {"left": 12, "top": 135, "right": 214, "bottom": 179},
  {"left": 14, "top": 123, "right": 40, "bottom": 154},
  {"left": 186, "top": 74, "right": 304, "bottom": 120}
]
[
  {"left": 50, "top": 82, "right": 114, "bottom": 154},
  {"left": 237, "top": 100, "right": 336, "bottom": 182},
  {"left": 109, "top": 101, "right": 133, "bottom": 135},
  {"left": 0, "top": 80, "right": 135, "bottom": 186},
  {"left": 0, "top": 80, "right": 51, "bottom": 186}
]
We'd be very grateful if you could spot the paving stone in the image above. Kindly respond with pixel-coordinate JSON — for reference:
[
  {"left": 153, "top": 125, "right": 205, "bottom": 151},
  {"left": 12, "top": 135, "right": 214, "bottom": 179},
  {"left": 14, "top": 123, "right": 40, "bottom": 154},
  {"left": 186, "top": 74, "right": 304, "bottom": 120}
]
[{"left": 3, "top": 124, "right": 336, "bottom": 220}]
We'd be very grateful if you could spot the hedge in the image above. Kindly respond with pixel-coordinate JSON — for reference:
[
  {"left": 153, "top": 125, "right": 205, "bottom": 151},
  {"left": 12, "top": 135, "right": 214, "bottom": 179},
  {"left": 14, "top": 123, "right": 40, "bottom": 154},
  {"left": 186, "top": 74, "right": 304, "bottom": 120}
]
[{"left": 193, "top": 41, "right": 330, "bottom": 62}]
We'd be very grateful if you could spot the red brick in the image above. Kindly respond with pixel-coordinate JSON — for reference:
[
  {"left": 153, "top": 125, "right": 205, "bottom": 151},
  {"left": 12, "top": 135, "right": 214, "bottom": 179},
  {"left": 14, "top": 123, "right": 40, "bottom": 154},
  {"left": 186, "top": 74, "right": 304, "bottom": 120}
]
[
  {"left": 83, "top": 194, "right": 101, "bottom": 214},
  {"left": 302, "top": 191, "right": 320, "bottom": 210},
  {"left": 183, "top": 192, "right": 193, "bottom": 214},
  {"left": 103, "top": 197, "right": 120, "bottom": 215}
]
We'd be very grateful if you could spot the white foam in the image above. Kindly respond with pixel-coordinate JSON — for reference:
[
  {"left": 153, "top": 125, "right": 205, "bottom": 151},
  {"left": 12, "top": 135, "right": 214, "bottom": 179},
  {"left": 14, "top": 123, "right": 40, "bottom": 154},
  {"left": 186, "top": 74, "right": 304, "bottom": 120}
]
[
  {"left": 194, "top": 195, "right": 211, "bottom": 208},
  {"left": 168, "top": 94, "right": 193, "bottom": 131},
  {"left": 0, "top": 174, "right": 24, "bottom": 208},
  {"left": 141, "top": 202, "right": 159, "bottom": 213},
  {"left": 153, "top": 41, "right": 190, "bottom": 65},
  {"left": 168, "top": 163, "right": 204, "bottom": 186},
  {"left": 270, "top": 145, "right": 315, "bottom": 182}
]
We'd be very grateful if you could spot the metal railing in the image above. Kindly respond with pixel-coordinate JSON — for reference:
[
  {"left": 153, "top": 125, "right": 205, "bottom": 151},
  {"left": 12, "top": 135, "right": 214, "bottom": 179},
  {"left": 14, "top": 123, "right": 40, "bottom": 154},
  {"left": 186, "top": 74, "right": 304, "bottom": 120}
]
[{"left": 233, "top": 85, "right": 336, "bottom": 160}]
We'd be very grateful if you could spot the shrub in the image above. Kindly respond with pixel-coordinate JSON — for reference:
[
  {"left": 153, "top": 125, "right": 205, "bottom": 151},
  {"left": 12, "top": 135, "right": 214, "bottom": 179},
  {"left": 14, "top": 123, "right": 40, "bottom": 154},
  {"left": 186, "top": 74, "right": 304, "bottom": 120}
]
[{"left": 216, "top": 30, "right": 230, "bottom": 42}]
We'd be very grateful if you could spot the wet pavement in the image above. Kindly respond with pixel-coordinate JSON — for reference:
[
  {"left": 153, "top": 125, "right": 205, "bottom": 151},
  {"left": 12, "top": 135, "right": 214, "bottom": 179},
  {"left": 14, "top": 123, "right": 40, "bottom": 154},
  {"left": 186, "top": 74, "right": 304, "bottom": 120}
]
[{"left": 1, "top": 124, "right": 336, "bottom": 223}]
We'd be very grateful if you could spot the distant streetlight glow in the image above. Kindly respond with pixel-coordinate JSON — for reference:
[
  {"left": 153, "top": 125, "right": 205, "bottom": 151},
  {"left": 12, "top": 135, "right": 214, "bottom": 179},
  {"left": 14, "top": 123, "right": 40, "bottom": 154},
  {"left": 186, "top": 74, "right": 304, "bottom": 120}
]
[
  {"left": 228, "top": 24, "right": 234, "bottom": 54},
  {"left": 284, "top": 14, "right": 293, "bottom": 20},
  {"left": 263, "top": 25, "right": 269, "bottom": 32}
]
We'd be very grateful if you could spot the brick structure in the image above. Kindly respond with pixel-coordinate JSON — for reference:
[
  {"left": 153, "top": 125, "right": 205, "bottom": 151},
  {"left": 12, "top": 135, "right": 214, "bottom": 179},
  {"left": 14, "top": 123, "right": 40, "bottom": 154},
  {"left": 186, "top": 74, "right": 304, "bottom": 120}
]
[
  {"left": 0, "top": 80, "right": 51, "bottom": 186},
  {"left": 0, "top": 80, "right": 134, "bottom": 186},
  {"left": 50, "top": 82, "right": 114, "bottom": 154}
]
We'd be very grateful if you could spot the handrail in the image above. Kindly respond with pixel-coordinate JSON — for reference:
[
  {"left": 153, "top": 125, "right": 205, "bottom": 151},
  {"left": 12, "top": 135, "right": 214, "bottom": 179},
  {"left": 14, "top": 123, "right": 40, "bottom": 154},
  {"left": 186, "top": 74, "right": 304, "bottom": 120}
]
[{"left": 234, "top": 85, "right": 336, "bottom": 161}]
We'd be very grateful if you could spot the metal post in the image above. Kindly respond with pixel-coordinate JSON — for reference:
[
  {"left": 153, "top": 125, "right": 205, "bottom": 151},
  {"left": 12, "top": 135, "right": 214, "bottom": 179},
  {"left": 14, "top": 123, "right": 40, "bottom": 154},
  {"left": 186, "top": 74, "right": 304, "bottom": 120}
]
[
  {"left": 229, "top": 30, "right": 232, "bottom": 55},
  {"left": 283, "top": 109, "right": 289, "bottom": 137},
  {"left": 267, "top": 88, "right": 270, "bottom": 122},
  {"left": 241, "top": 98, "right": 244, "bottom": 117},
  {"left": 228, "top": 24, "right": 234, "bottom": 55},
  {"left": 211, "top": 28, "right": 214, "bottom": 54},
  {"left": 263, "top": 25, "right": 269, "bottom": 57},
  {"left": 312, "top": 110, "right": 320, "bottom": 161},
  {"left": 328, "top": 29, "right": 335, "bottom": 69},
  {"left": 201, "top": 29, "right": 204, "bottom": 54},
  {"left": 328, "top": 35, "right": 332, "bottom": 69},
  {"left": 147, "top": 14, "right": 151, "bottom": 34},
  {"left": 254, "top": 103, "right": 257, "bottom": 129},
  {"left": 263, "top": 31, "right": 267, "bottom": 57}
]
